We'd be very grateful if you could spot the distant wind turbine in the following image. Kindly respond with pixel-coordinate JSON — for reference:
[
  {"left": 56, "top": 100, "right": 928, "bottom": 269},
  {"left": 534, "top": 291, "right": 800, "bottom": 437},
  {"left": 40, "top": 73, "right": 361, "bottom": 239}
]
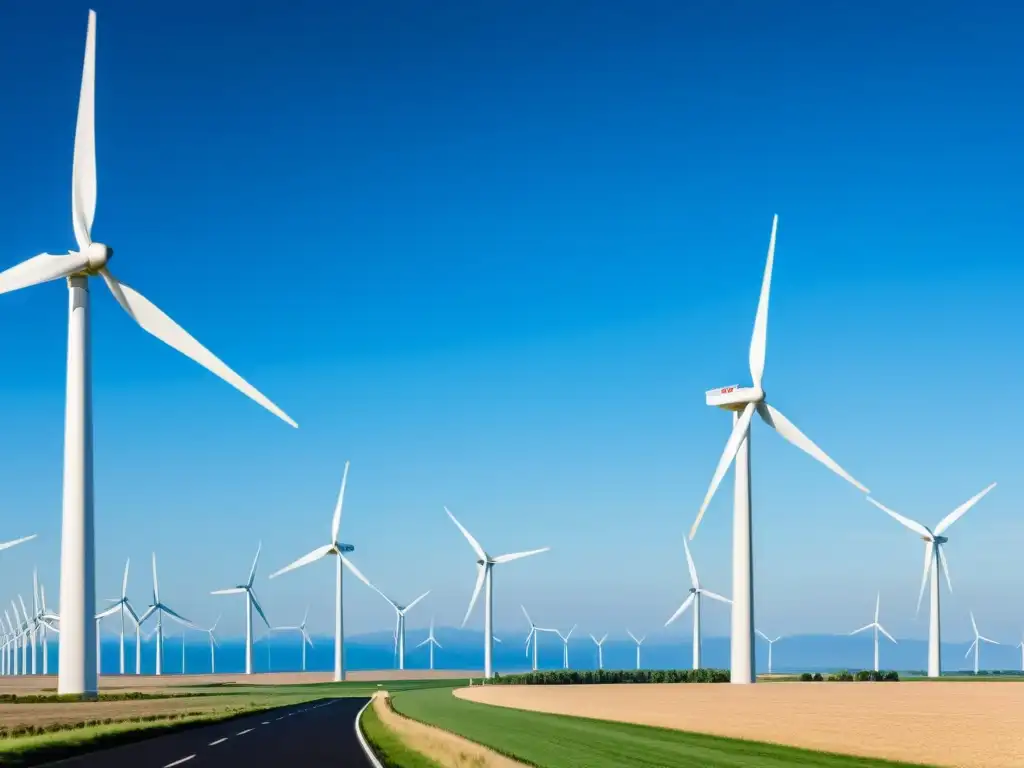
[
  {"left": 966, "top": 611, "right": 999, "bottom": 675},
  {"left": 626, "top": 630, "right": 645, "bottom": 670},
  {"left": 445, "top": 506, "right": 549, "bottom": 679},
  {"left": 868, "top": 483, "right": 996, "bottom": 678},
  {"left": 274, "top": 608, "right": 314, "bottom": 672},
  {"left": 138, "top": 554, "right": 192, "bottom": 676},
  {"left": 211, "top": 542, "right": 270, "bottom": 675},
  {"left": 270, "top": 460, "right": 359, "bottom": 682},
  {"left": 521, "top": 606, "right": 553, "bottom": 672},
  {"left": 553, "top": 625, "right": 576, "bottom": 669},
  {"left": 1016, "top": 635, "right": 1024, "bottom": 673},
  {"left": 415, "top": 617, "right": 443, "bottom": 671},
  {"left": 848, "top": 592, "right": 896, "bottom": 672},
  {"left": 97, "top": 558, "right": 139, "bottom": 674},
  {"left": 755, "top": 630, "right": 783, "bottom": 675},
  {"left": 362, "top": 581, "right": 430, "bottom": 671},
  {"left": 664, "top": 538, "right": 730, "bottom": 670},
  {"left": 203, "top": 616, "right": 221, "bottom": 674},
  {"left": 590, "top": 633, "right": 608, "bottom": 670}
]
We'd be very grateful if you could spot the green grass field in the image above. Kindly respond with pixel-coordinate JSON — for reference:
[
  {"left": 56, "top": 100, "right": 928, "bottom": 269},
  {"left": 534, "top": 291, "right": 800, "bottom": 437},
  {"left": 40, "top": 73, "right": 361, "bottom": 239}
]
[
  {"left": 390, "top": 686, "right": 934, "bottom": 767},
  {"left": 360, "top": 701, "right": 443, "bottom": 768}
]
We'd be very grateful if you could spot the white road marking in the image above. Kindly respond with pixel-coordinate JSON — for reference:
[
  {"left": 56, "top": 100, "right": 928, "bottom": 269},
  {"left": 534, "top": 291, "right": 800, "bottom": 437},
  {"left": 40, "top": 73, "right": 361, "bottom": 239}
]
[
  {"left": 164, "top": 757, "right": 195, "bottom": 767},
  {"left": 236, "top": 728, "right": 254, "bottom": 736},
  {"left": 208, "top": 738, "right": 228, "bottom": 746},
  {"left": 276, "top": 716, "right": 284, "bottom": 721},
  {"left": 262, "top": 721, "right": 270, "bottom": 725}
]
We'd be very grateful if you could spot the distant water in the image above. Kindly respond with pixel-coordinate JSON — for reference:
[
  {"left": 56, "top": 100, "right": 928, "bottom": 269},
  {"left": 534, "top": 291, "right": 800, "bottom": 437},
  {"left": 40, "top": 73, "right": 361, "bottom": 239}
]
[{"left": 15, "top": 631, "right": 1023, "bottom": 676}]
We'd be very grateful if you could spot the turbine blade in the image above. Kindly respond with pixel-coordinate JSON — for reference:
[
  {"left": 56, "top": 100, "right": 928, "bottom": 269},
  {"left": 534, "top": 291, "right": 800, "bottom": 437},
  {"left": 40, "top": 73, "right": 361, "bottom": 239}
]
[
  {"left": 521, "top": 604, "right": 533, "bottom": 626},
  {"left": 95, "top": 604, "right": 119, "bottom": 619},
  {"left": 331, "top": 461, "right": 350, "bottom": 543},
  {"left": 0, "top": 254, "right": 92, "bottom": 296},
  {"left": 933, "top": 483, "right": 997, "bottom": 536},
  {"left": 627, "top": 629, "right": 638, "bottom": 644},
  {"left": 874, "top": 592, "right": 880, "bottom": 623},
  {"left": 462, "top": 564, "right": 486, "bottom": 628},
  {"left": 444, "top": 507, "right": 487, "bottom": 561},
  {"left": 415, "top": 637, "right": 430, "bottom": 649},
  {"left": 755, "top": 629, "right": 769, "bottom": 641},
  {"left": 936, "top": 544, "right": 953, "bottom": 593},
  {"left": 700, "top": 589, "right": 731, "bottom": 604},
  {"left": 339, "top": 555, "right": 389, "bottom": 608},
  {"left": 137, "top": 605, "right": 156, "bottom": 625},
  {"left": 664, "top": 593, "right": 695, "bottom": 627},
  {"left": 757, "top": 402, "right": 869, "bottom": 493},
  {"left": 160, "top": 605, "right": 194, "bottom": 628},
  {"left": 249, "top": 591, "right": 270, "bottom": 627},
  {"left": 269, "top": 545, "right": 333, "bottom": 579},
  {"left": 965, "top": 640, "right": 976, "bottom": 658},
  {"left": 247, "top": 541, "right": 262, "bottom": 588},
  {"left": 849, "top": 624, "right": 874, "bottom": 636},
  {"left": 122, "top": 557, "right": 130, "bottom": 600},
  {"left": 877, "top": 624, "right": 897, "bottom": 643},
  {"left": 404, "top": 590, "right": 430, "bottom": 613},
  {"left": 0, "top": 533, "right": 36, "bottom": 554},
  {"left": 748, "top": 213, "right": 777, "bottom": 389},
  {"left": 916, "top": 541, "right": 934, "bottom": 616},
  {"left": 72, "top": 10, "right": 97, "bottom": 250},
  {"left": 98, "top": 268, "right": 297, "bottom": 428},
  {"left": 682, "top": 537, "right": 699, "bottom": 589},
  {"left": 970, "top": 611, "right": 978, "bottom": 637},
  {"left": 867, "top": 498, "right": 933, "bottom": 539},
  {"left": 690, "top": 401, "right": 756, "bottom": 540},
  {"left": 493, "top": 547, "right": 549, "bottom": 564},
  {"left": 151, "top": 553, "right": 160, "bottom": 604},
  {"left": 210, "top": 587, "right": 246, "bottom": 595},
  {"left": 980, "top": 636, "right": 999, "bottom": 645}
]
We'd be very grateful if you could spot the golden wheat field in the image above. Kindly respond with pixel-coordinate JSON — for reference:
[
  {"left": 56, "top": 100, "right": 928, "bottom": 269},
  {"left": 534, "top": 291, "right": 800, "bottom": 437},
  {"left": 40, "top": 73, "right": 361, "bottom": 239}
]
[{"left": 458, "top": 682, "right": 1024, "bottom": 768}]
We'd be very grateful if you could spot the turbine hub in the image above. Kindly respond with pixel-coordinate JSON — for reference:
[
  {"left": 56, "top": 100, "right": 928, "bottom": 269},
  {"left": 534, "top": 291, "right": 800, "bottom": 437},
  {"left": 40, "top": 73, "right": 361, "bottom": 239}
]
[
  {"left": 934, "top": 535, "right": 948, "bottom": 544},
  {"left": 705, "top": 385, "right": 765, "bottom": 411},
  {"left": 83, "top": 242, "right": 112, "bottom": 272},
  {"left": 689, "top": 587, "right": 698, "bottom": 594}
]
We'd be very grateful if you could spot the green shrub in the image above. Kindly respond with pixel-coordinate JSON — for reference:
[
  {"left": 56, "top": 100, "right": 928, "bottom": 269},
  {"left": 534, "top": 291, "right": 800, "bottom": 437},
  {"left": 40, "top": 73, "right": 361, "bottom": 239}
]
[
  {"left": 812, "top": 672, "right": 824, "bottom": 681},
  {"left": 799, "top": 673, "right": 813, "bottom": 681},
  {"left": 855, "top": 670, "right": 872, "bottom": 681},
  {"left": 884, "top": 670, "right": 900, "bottom": 681},
  {"left": 490, "top": 669, "right": 730, "bottom": 685}
]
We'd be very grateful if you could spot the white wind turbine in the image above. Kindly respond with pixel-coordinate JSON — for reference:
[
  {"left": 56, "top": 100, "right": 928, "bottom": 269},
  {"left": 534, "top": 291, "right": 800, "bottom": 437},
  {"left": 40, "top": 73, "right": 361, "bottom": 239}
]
[
  {"left": 522, "top": 606, "right": 552, "bottom": 672},
  {"left": 0, "top": 10, "right": 296, "bottom": 696},
  {"left": 1015, "top": 635, "right": 1024, "bottom": 673},
  {"left": 371, "top": 586, "right": 430, "bottom": 671},
  {"left": 590, "top": 633, "right": 608, "bottom": 670},
  {"left": 867, "top": 483, "right": 996, "bottom": 678},
  {"left": 966, "top": 611, "right": 999, "bottom": 675},
  {"left": 755, "top": 630, "right": 783, "bottom": 675},
  {"left": 415, "top": 617, "right": 443, "bottom": 671},
  {"left": 270, "top": 460, "right": 358, "bottom": 682},
  {"left": 4, "top": 611, "right": 17, "bottom": 675},
  {"left": 446, "top": 506, "right": 549, "bottom": 679},
  {"left": 203, "top": 616, "right": 221, "bottom": 674},
  {"left": 553, "top": 625, "right": 576, "bottom": 669},
  {"left": 138, "top": 554, "right": 192, "bottom": 675},
  {"left": 96, "top": 558, "right": 138, "bottom": 674},
  {"left": 211, "top": 543, "right": 270, "bottom": 675},
  {"left": 664, "top": 537, "right": 731, "bottom": 670},
  {"left": 626, "top": 630, "right": 646, "bottom": 670},
  {"left": 16, "top": 597, "right": 33, "bottom": 675},
  {"left": 688, "top": 215, "right": 871, "bottom": 685},
  {"left": 848, "top": 592, "right": 896, "bottom": 672},
  {"left": 273, "top": 608, "right": 314, "bottom": 672},
  {"left": 36, "top": 581, "right": 61, "bottom": 675}
]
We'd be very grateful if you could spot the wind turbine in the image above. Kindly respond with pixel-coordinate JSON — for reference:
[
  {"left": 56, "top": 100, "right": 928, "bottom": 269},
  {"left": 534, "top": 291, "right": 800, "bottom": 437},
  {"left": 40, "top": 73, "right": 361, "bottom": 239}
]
[
  {"left": 0, "top": 10, "right": 297, "bottom": 697},
  {"left": 99, "top": 558, "right": 138, "bottom": 674},
  {"left": 203, "top": 616, "right": 221, "bottom": 674},
  {"left": 867, "top": 483, "right": 996, "bottom": 678},
  {"left": 664, "top": 538, "right": 731, "bottom": 670},
  {"left": 522, "top": 606, "right": 551, "bottom": 672},
  {"left": 36, "top": 580, "right": 60, "bottom": 675},
  {"left": 590, "top": 633, "right": 608, "bottom": 670},
  {"left": 269, "top": 460, "right": 358, "bottom": 682},
  {"left": 16, "top": 598, "right": 31, "bottom": 674},
  {"left": 446, "top": 506, "right": 549, "bottom": 679},
  {"left": 966, "top": 611, "right": 999, "bottom": 675},
  {"left": 626, "top": 630, "right": 645, "bottom": 670},
  {"left": 211, "top": 543, "right": 270, "bottom": 675},
  {"left": 755, "top": 630, "right": 783, "bottom": 675},
  {"left": 370, "top": 586, "right": 429, "bottom": 671},
  {"left": 415, "top": 617, "right": 442, "bottom": 671},
  {"left": 1015, "top": 635, "right": 1024, "bottom": 673},
  {"left": 273, "top": 608, "right": 314, "bottom": 672},
  {"left": 4, "top": 612, "right": 17, "bottom": 675},
  {"left": 553, "top": 625, "right": 576, "bottom": 669},
  {"left": 138, "top": 554, "right": 192, "bottom": 675},
  {"left": 848, "top": 592, "right": 896, "bottom": 672},
  {"left": 688, "top": 215, "right": 871, "bottom": 685}
]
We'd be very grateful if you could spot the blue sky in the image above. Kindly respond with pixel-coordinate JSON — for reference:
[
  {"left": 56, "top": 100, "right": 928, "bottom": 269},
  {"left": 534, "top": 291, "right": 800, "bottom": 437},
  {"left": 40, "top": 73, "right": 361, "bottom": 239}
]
[{"left": 0, "top": 0, "right": 1021, "bottom": 647}]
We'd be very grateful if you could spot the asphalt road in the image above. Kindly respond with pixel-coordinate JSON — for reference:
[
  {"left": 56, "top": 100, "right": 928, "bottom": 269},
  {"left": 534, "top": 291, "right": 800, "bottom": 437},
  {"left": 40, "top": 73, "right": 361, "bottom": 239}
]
[{"left": 46, "top": 697, "right": 375, "bottom": 767}]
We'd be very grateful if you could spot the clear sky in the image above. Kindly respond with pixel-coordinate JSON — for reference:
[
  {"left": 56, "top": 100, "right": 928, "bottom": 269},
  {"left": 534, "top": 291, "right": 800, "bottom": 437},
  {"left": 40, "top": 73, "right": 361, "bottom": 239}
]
[{"left": 0, "top": 0, "right": 1020, "bottom": 645}]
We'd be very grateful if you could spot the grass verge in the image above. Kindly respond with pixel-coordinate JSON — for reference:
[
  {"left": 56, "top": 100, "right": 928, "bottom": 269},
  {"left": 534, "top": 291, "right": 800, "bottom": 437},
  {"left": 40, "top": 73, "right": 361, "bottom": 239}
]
[
  {"left": 360, "top": 698, "right": 443, "bottom": 768},
  {"left": 391, "top": 687, "right": 934, "bottom": 768}
]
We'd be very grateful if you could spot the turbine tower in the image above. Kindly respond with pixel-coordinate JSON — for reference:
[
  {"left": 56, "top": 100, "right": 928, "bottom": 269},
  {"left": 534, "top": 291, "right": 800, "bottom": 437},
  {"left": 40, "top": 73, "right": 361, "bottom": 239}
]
[
  {"left": 0, "top": 10, "right": 296, "bottom": 696},
  {"left": 211, "top": 542, "right": 270, "bottom": 675},
  {"left": 415, "top": 617, "right": 442, "bottom": 671},
  {"left": 203, "top": 616, "right": 221, "bottom": 674},
  {"left": 755, "top": 630, "right": 782, "bottom": 675},
  {"left": 270, "top": 460, "right": 357, "bottom": 682},
  {"left": 664, "top": 538, "right": 731, "bottom": 670},
  {"left": 273, "top": 608, "right": 314, "bottom": 672},
  {"left": 553, "top": 625, "right": 576, "bottom": 669},
  {"left": 626, "top": 630, "right": 645, "bottom": 670},
  {"left": 446, "top": 506, "right": 549, "bottom": 679},
  {"left": 688, "top": 215, "right": 870, "bottom": 685},
  {"left": 966, "top": 611, "right": 999, "bottom": 675},
  {"left": 868, "top": 483, "right": 996, "bottom": 677},
  {"left": 590, "top": 633, "right": 608, "bottom": 670},
  {"left": 138, "top": 554, "right": 192, "bottom": 675},
  {"left": 848, "top": 592, "right": 896, "bottom": 672}
]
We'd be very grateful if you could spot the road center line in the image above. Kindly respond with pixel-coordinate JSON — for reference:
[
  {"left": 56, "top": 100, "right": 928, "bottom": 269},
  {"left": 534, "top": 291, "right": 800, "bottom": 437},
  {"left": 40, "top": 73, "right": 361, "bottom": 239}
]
[
  {"left": 208, "top": 738, "right": 228, "bottom": 746},
  {"left": 164, "top": 757, "right": 195, "bottom": 767},
  {"left": 262, "top": 721, "right": 270, "bottom": 725},
  {"left": 236, "top": 728, "right": 254, "bottom": 736}
]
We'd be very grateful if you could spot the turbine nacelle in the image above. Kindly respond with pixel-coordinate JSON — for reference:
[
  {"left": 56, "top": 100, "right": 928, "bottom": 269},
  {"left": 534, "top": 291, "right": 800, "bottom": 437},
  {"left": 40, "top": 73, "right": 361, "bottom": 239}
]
[
  {"left": 705, "top": 385, "right": 764, "bottom": 410},
  {"left": 79, "top": 242, "right": 111, "bottom": 273},
  {"left": 333, "top": 543, "right": 355, "bottom": 554}
]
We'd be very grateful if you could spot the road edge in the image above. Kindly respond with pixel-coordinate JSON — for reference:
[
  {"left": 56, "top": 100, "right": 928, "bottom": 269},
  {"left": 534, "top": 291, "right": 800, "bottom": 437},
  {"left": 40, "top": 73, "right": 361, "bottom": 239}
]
[{"left": 355, "top": 695, "right": 385, "bottom": 768}]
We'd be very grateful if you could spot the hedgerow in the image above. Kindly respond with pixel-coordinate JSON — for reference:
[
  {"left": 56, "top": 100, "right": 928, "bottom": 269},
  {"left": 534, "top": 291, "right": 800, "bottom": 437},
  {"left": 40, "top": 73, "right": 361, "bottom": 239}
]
[{"left": 490, "top": 669, "right": 729, "bottom": 685}]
